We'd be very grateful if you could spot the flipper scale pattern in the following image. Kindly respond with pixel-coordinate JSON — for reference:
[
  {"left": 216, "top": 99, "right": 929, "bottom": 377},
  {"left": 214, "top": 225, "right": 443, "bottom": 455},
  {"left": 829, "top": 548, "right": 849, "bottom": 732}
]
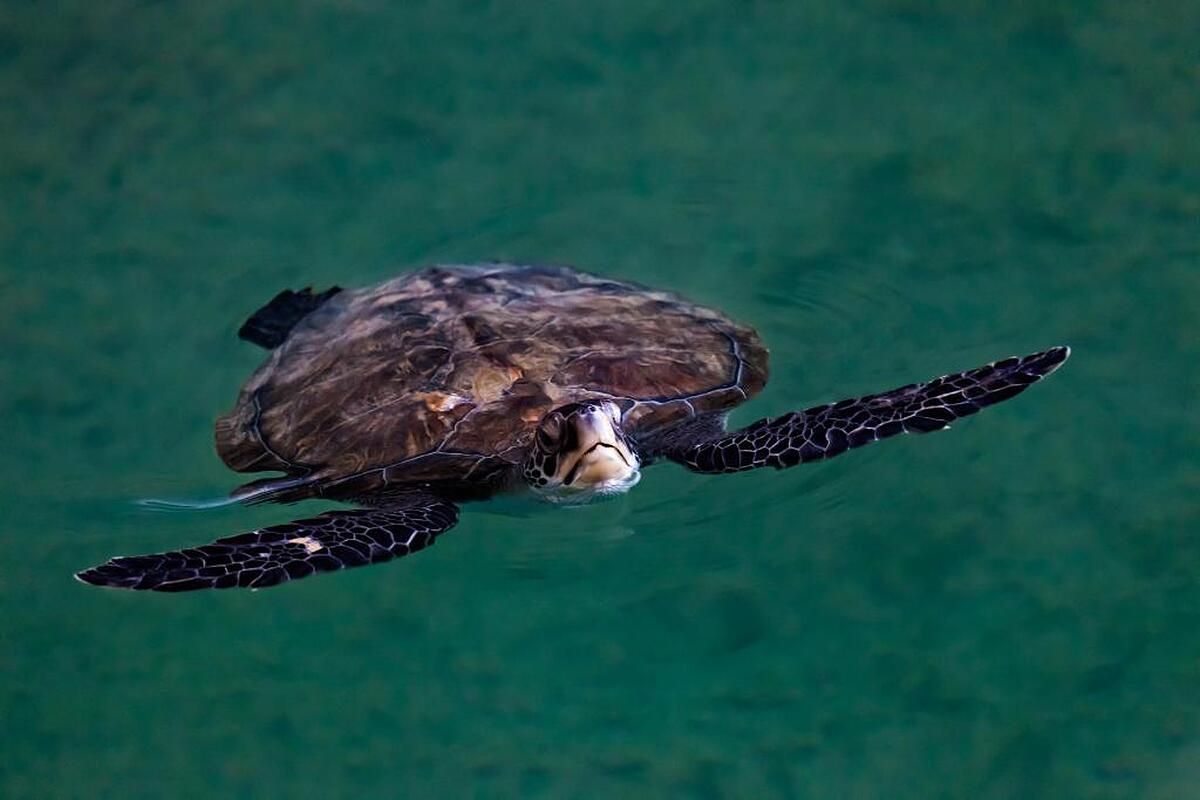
[
  {"left": 76, "top": 493, "right": 458, "bottom": 592},
  {"left": 670, "top": 346, "right": 1069, "bottom": 474}
]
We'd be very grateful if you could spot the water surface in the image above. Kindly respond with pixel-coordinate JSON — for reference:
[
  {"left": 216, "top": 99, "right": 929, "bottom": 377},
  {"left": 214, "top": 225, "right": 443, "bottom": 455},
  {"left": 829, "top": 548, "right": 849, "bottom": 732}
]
[{"left": 2, "top": 2, "right": 1198, "bottom": 797}]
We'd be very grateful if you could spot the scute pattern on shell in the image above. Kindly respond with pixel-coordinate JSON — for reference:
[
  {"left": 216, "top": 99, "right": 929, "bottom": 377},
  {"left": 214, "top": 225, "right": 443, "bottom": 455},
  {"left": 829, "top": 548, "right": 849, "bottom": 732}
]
[{"left": 215, "top": 264, "right": 768, "bottom": 498}]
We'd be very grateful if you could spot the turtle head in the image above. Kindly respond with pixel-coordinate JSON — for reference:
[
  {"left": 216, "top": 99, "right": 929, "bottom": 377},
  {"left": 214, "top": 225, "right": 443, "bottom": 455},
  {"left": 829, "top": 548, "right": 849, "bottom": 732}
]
[{"left": 523, "top": 401, "right": 640, "bottom": 502}]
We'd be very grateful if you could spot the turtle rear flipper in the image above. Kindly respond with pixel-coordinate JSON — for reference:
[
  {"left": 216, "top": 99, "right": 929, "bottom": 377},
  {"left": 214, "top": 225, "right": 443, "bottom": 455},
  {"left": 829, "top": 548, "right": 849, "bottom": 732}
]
[
  {"left": 660, "top": 346, "right": 1070, "bottom": 473},
  {"left": 238, "top": 286, "right": 342, "bottom": 349},
  {"left": 75, "top": 492, "right": 458, "bottom": 591}
]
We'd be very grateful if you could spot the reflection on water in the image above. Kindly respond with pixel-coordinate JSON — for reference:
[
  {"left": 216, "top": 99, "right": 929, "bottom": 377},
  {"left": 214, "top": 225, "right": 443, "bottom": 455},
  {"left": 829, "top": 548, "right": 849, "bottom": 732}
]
[
  {"left": 3, "top": 1, "right": 1199, "bottom": 797},
  {"left": 136, "top": 495, "right": 246, "bottom": 512}
]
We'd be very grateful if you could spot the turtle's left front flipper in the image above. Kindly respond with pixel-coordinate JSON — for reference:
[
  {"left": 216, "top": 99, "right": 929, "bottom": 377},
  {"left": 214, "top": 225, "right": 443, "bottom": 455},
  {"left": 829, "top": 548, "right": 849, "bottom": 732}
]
[
  {"left": 76, "top": 492, "right": 458, "bottom": 592},
  {"left": 663, "top": 346, "right": 1070, "bottom": 474}
]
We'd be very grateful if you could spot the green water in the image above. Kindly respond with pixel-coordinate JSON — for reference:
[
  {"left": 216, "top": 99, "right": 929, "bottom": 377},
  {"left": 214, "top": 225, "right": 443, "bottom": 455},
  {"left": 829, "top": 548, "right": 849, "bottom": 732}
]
[{"left": 2, "top": 2, "right": 1198, "bottom": 797}]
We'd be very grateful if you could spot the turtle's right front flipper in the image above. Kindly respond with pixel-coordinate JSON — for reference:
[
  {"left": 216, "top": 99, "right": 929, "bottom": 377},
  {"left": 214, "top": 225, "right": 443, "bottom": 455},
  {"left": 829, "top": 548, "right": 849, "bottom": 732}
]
[
  {"left": 661, "top": 346, "right": 1070, "bottom": 473},
  {"left": 76, "top": 492, "right": 458, "bottom": 592}
]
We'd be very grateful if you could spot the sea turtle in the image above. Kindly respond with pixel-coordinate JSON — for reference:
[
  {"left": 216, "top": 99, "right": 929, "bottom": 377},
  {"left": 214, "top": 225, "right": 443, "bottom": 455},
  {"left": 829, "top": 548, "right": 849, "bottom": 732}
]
[{"left": 77, "top": 264, "right": 1070, "bottom": 592}]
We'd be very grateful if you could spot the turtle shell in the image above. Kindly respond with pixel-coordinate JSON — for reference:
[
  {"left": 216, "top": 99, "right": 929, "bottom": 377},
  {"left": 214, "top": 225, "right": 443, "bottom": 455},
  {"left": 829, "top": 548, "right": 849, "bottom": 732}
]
[{"left": 215, "top": 264, "right": 768, "bottom": 498}]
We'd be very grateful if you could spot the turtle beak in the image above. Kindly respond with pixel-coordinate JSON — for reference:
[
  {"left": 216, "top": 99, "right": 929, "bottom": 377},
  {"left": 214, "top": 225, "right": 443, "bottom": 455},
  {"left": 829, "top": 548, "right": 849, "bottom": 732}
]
[{"left": 559, "top": 406, "right": 638, "bottom": 489}]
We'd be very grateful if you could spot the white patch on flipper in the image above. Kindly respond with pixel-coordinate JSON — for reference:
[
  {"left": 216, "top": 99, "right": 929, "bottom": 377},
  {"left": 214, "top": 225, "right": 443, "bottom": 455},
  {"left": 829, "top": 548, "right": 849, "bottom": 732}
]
[{"left": 287, "top": 536, "right": 323, "bottom": 554}]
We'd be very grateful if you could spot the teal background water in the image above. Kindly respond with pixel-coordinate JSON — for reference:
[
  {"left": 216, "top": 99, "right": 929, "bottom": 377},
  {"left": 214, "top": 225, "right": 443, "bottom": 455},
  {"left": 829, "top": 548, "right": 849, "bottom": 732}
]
[{"left": 2, "top": 2, "right": 1198, "bottom": 797}]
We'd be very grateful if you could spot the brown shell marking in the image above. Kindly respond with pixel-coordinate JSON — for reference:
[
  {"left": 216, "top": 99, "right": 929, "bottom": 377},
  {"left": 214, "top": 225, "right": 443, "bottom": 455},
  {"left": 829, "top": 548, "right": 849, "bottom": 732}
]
[{"left": 216, "top": 264, "right": 768, "bottom": 497}]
